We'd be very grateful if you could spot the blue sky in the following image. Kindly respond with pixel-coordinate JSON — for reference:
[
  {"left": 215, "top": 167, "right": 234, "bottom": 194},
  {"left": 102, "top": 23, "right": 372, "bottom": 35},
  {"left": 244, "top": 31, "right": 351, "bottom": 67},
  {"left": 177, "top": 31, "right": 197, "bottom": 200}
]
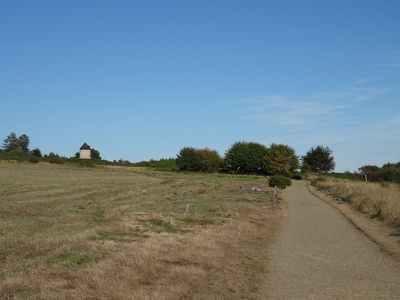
[{"left": 1, "top": 1, "right": 399, "bottom": 172}]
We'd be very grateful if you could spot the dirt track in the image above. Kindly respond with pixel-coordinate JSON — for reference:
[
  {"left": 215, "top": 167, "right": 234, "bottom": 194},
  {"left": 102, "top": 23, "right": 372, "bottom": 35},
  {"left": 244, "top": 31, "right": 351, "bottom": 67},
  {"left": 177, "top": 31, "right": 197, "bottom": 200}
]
[{"left": 262, "top": 180, "right": 400, "bottom": 299}]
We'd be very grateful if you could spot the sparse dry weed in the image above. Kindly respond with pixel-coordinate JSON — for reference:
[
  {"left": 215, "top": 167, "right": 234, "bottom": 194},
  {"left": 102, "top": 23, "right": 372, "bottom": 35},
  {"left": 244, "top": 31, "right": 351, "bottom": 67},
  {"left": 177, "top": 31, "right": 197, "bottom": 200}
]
[
  {"left": 0, "top": 163, "right": 281, "bottom": 299},
  {"left": 309, "top": 174, "right": 400, "bottom": 227}
]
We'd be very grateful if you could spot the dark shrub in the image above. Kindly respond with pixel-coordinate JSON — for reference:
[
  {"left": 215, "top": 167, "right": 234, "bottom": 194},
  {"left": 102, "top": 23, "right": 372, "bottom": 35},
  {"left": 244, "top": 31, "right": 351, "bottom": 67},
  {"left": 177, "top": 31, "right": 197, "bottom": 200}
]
[
  {"left": 134, "top": 161, "right": 151, "bottom": 167},
  {"left": 79, "top": 160, "right": 95, "bottom": 167},
  {"left": 224, "top": 141, "right": 267, "bottom": 174},
  {"left": 269, "top": 175, "right": 292, "bottom": 189},
  {"left": 29, "top": 158, "right": 39, "bottom": 163},
  {"left": 31, "top": 148, "right": 42, "bottom": 157},
  {"left": 49, "top": 157, "right": 64, "bottom": 165},
  {"left": 176, "top": 147, "right": 202, "bottom": 171},
  {"left": 290, "top": 172, "right": 302, "bottom": 180},
  {"left": 381, "top": 162, "right": 400, "bottom": 183}
]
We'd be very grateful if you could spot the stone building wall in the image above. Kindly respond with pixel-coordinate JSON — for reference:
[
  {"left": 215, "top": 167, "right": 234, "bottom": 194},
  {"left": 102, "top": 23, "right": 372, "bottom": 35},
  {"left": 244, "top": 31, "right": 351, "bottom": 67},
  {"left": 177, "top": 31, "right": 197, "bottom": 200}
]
[{"left": 79, "top": 149, "right": 91, "bottom": 159}]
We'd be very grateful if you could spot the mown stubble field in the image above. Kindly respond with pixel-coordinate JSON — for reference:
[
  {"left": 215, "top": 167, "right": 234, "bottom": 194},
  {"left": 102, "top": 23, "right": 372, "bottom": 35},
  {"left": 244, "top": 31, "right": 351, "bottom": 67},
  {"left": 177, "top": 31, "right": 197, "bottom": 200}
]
[{"left": 0, "top": 163, "right": 281, "bottom": 300}]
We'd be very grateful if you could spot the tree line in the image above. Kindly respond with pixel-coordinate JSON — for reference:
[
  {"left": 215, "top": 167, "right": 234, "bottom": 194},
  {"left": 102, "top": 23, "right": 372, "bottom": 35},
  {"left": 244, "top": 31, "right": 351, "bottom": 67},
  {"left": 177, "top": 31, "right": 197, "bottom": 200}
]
[
  {"left": 2, "top": 132, "right": 31, "bottom": 153},
  {"left": 358, "top": 163, "right": 400, "bottom": 183},
  {"left": 176, "top": 142, "right": 335, "bottom": 176},
  {"left": 10, "top": 131, "right": 398, "bottom": 183},
  {"left": 1, "top": 132, "right": 101, "bottom": 162}
]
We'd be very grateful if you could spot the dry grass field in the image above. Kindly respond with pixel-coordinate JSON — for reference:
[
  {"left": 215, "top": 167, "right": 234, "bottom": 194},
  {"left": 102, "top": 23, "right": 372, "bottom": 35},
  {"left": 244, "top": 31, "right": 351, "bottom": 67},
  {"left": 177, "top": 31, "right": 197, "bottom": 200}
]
[
  {"left": 0, "top": 163, "right": 281, "bottom": 300},
  {"left": 309, "top": 174, "right": 400, "bottom": 229}
]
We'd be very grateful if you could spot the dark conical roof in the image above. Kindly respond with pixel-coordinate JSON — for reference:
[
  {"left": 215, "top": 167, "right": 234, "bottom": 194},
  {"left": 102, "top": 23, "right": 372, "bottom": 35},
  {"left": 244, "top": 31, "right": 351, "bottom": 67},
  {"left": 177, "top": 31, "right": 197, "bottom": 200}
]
[{"left": 80, "top": 143, "right": 91, "bottom": 150}]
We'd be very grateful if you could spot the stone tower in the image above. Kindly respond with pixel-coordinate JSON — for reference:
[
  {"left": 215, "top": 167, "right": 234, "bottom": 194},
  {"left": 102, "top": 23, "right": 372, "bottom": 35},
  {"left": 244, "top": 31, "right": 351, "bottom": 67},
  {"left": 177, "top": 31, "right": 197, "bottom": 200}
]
[{"left": 79, "top": 143, "right": 91, "bottom": 159}]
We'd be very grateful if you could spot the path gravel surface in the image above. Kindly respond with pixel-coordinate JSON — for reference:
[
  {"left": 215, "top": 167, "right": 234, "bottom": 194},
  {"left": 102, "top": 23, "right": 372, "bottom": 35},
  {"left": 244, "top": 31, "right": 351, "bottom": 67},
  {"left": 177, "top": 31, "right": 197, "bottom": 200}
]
[{"left": 264, "top": 180, "right": 400, "bottom": 299}]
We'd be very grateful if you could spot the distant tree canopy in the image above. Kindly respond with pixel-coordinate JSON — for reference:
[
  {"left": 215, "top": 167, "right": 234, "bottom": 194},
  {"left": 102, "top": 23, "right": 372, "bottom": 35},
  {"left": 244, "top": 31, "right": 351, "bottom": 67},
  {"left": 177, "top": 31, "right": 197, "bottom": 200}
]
[
  {"left": 48, "top": 152, "right": 60, "bottom": 158},
  {"left": 302, "top": 146, "right": 335, "bottom": 173},
  {"left": 91, "top": 149, "right": 101, "bottom": 159},
  {"left": 224, "top": 141, "right": 267, "bottom": 174},
  {"left": 18, "top": 134, "right": 30, "bottom": 152},
  {"left": 2, "top": 132, "right": 30, "bottom": 152},
  {"left": 380, "top": 162, "right": 400, "bottom": 183},
  {"left": 197, "top": 148, "right": 224, "bottom": 172},
  {"left": 354, "top": 162, "right": 400, "bottom": 183},
  {"left": 358, "top": 165, "right": 381, "bottom": 181},
  {"left": 0, "top": 131, "right": 343, "bottom": 178},
  {"left": 30, "top": 148, "right": 42, "bottom": 157},
  {"left": 263, "top": 144, "right": 299, "bottom": 176},
  {"left": 176, "top": 147, "right": 223, "bottom": 172},
  {"left": 176, "top": 147, "right": 202, "bottom": 171},
  {"left": 173, "top": 142, "right": 304, "bottom": 176},
  {"left": 2, "top": 132, "right": 19, "bottom": 151}
]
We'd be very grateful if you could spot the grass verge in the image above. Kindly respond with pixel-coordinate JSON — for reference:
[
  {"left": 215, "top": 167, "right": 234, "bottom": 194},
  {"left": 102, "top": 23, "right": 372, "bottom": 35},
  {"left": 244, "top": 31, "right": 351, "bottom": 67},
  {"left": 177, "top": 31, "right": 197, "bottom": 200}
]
[{"left": 309, "top": 173, "right": 400, "bottom": 228}]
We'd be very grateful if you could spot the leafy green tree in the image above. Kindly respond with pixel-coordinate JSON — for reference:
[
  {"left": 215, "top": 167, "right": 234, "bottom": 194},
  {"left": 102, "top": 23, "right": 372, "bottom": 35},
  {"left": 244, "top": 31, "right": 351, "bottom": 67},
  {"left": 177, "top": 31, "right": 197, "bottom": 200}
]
[
  {"left": 31, "top": 148, "right": 42, "bottom": 157},
  {"left": 91, "top": 148, "right": 101, "bottom": 159},
  {"left": 301, "top": 162, "right": 310, "bottom": 175},
  {"left": 358, "top": 165, "right": 381, "bottom": 182},
  {"left": 176, "top": 147, "right": 202, "bottom": 171},
  {"left": 2, "top": 132, "right": 30, "bottom": 152},
  {"left": 263, "top": 143, "right": 299, "bottom": 176},
  {"left": 48, "top": 152, "right": 59, "bottom": 158},
  {"left": 18, "top": 134, "right": 30, "bottom": 152},
  {"left": 2, "top": 132, "right": 19, "bottom": 151},
  {"left": 302, "top": 145, "right": 335, "bottom": 173},
  {"left": 380, "top": 162, "right": 400, "bottom": 183},
  {"left": 224, "top": 141, "right": 267, "bottom": 174},
  {"left": 197, "top": 148, "right": 224, "bottom": 172}
]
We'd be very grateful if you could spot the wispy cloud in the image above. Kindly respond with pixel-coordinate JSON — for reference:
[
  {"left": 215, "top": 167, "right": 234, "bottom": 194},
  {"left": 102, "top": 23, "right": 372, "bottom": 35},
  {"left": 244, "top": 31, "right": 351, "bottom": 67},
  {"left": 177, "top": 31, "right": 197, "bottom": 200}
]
[
  {"left": 240, "top": 94, "right": 349, "bottom": 129},
  {"left": 357, "top": 78, "right": 374, "bottom": 84},
  {"left": 372, "top": 115, "right": 400, "bottom": 129},
  {"left": 234, "top": 85, "right": 398, "bottom": 172},
  {"left": 346, "top": 87, "right": 390, "bottom": 101},
  {"left": 372, "top": 51, "right": 400, "bottom": 67},
  {"left": 346, "top": 87, "right": 390, "bottom": 93},
  {"left": 373, "top": 64, "right": 400, "bottom": 67},
  {"left": 240, "top": 86, "right": 390, "bottom": 128}
]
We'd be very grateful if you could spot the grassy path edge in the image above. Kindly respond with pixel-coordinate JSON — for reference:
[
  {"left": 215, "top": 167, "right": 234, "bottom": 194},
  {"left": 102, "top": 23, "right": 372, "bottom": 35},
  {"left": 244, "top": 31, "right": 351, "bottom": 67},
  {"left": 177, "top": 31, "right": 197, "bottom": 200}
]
[{"left": 307, "top": 181, "right": 400, "bottom": 262}]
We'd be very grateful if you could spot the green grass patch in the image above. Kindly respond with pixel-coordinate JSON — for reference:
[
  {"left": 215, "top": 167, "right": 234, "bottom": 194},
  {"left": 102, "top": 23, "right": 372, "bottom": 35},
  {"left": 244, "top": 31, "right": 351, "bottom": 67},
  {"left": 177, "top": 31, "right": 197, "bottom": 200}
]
[
  {"left": 48, "top": 252, "right": 96, "bottom": 268},
  {"left": 0, "top": 228, "right": 12, "bottom": 236},
  {"left": 196, "top": 204, "right": 219, "bottom": 213},
  {"left": 88, "top": 211, "right": 108, "bottom": 226},
  {"left": 133, "top": 158, "right": 178, "bottom": 171},
  {"left": 389, "top": 231, "right": 400, "bottom": 237},
  {"left": 144, "top": 219, "right": 180, "bottom": 233}
]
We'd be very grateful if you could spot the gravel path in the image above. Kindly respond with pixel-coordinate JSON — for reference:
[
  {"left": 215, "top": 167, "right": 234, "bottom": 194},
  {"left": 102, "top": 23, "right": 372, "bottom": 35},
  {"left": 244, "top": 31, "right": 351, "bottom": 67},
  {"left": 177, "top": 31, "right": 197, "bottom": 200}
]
[{"left": 264, "top": 180, "right": 400, "bottom": 299}]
